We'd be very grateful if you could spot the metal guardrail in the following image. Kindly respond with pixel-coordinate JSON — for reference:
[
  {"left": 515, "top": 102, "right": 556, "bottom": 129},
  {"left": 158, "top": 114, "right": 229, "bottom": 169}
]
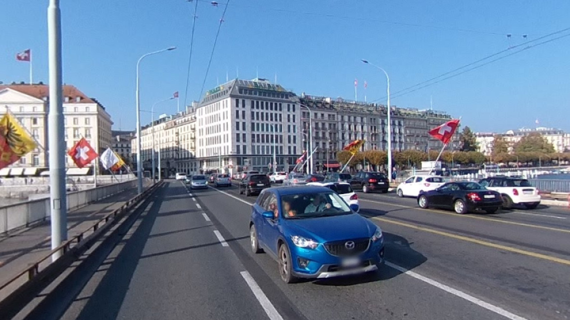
[
  {"left": 0, "top": 181, "right": 164, "bottom": 316},
  {"left": 528, "top": 179, "right": 570, "bottom": 193}
]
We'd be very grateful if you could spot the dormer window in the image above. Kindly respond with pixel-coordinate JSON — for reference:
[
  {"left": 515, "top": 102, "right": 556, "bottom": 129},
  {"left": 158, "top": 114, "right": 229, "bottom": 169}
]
[
  {"left": 65, "top": 97, "right": 70, "bottom": 102},
  {"left": 76, "top": 96, "right": 81, "bottom": 102}
]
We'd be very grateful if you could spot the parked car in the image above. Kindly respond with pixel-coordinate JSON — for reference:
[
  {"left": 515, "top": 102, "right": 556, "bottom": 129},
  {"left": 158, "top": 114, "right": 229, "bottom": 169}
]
[
  {"left": 478, "top": 177, "right": 541, "bottom": 209},
  {"left": 307, "top": 182, "right": 360, "bottom": 213},
  {"left": 417, "top": 181, "right": 502, "bottom": 214},
  {"left": 239, "top": 174, "right": 271, "bottom": 196},
  {"left": 249, "top": 186, "right": 384, "bottom": 283},
  {"left": 214, "top": 174, "right": 232, "bottom": 187},
  {"left": 269, "top": 171, "right": 288, "bottom": 183},
  {"left": 324, "top": 173, "right": 352, "bottom": 183},
  {"left": 175, "top": 172, "right": 187, "bottom": 181},
  {"left": 189, "top": 175, "right": 208, "bottom": 189},
  {"left": 283, "top": 173, "right": 309, "bottom": 186},
  {"left": 397, "top": 175, "right": 446, "bottom": 198},
  {"left": 349, "top": 172, "right": 389, "bottom": 193}
]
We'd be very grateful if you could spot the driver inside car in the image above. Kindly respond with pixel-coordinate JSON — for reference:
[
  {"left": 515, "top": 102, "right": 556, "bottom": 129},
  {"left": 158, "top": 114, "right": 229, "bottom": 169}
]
[{"left": 304, "top": 194, "right": 332, "bottom": 213}]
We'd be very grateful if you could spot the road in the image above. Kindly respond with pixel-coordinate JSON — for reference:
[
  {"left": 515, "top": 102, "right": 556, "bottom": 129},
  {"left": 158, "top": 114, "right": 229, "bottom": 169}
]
[{"left": 53, "top": 181, "right": 570, "bottom": 320}]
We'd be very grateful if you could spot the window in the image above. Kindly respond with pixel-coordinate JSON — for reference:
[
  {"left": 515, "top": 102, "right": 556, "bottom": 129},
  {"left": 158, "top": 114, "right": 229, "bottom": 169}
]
[
  {"left": 236, "top": 133, "right": 240, "bottom": 142},
  {"left": 33, "top": 154, "right": 40, "bottom": 166},
  {"left": 74, "top": 107, "right": 78, "bottom": 112},
  {"left": 236, "top": 122, "right": 240, "bottom": 130},
  {"left": 73, "top": 118, "right": 78, "bottom": 125},
  {"left": 85, "top": 128, "right": 91, "bottom": 138},
  {"left": 85, "top": 118, "right": 90, "bottom": 125},
  {"left": 32, "top": 129, "right": 39, "bottom": 138},
  {"left": 236, "top": 110, "right": 239, "bottom": 119},
  {"left": 33, "top": 106, "right": 37, "bottom": 112},
  {"left": 74, "top": 128, "right": 80, "bottom": 138},
  {"left": 20, "top": 157, "right": 26, "bottom": 164},
  {"left": 32, "top": 118, "right": 38, "bottom": 125}
]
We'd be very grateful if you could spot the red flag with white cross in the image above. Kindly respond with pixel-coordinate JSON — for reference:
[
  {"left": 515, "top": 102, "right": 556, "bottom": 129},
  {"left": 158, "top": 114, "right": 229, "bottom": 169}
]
[
  {"left": 429, "top": 119, "right": 460, "bottom": 145},
  {"left": 68, "top": 138, "right": 98, "bottom": 168},
  {"left": 16, "top": 49, "right": 31, "bottom": 62}
]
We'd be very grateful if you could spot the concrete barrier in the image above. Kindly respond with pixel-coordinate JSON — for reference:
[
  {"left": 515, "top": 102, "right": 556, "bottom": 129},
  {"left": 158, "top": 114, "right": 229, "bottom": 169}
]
[{"left": 0, "top": 180, "right": 137, "bottom": 235}]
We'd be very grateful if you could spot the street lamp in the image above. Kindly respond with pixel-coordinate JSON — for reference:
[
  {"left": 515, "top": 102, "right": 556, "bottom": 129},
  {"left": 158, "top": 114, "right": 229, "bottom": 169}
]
[
  {"left": 272, "top": 124, "right": 277, "bottom": 174},
  {"left": 151, "top": 97, "right": 175, "bottom": 183},
  {"left": 299, "top": 104, "right": 313, "bottom": 174},
  {"left": 302, "top": 131, "right": 309, "bottom": 174},
  {"left": 135, "top": 46, "right": 176, "bottom": 194},
  {"left": 362, "top": 59, "right": 392, "bottom": 181}
]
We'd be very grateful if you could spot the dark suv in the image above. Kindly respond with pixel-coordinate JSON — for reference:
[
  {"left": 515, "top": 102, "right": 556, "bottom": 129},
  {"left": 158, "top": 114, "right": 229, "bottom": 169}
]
[
  {"left": 325, "top": 172, "right": 352, "bottom": 183},
  {"left": 239, "top": 174, "right": 271, "bottom": 196},
  {"left": 350, "top": 172, "right": 389, "bottom": 193}
]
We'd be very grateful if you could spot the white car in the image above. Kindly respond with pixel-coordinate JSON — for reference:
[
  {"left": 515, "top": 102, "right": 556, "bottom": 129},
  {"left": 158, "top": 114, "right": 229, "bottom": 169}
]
[
  {"left": 269, "top": 171, "right": 287, "bottom": 183},
  {"left": 307, "top": 182, "right": 360, "bottom": 213},
  {"left": 478, "top": 177, "right": 541, "bottom": 209},
  {"left": 175, "top": 172, "right": 187, "bottom": 181},
  {"left": 397, "top": 175, "right": 446, "bottom": 198},
  {"left": 214, "top": 174, "right": 232, "bottom": 187},
  {"left": 189, "top": 175, "right": 208, "bottom": 189}
]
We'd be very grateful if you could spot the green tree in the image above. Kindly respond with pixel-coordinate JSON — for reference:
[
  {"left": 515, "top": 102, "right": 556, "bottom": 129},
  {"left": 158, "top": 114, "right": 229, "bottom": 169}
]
[
  {"left": 491, "top": 135, "right": 509, "bottom": 157},
  {"left": 514, "top": 132, "right": 555, "bottom": 154},
  {"left": 363, "top": 150, "right": 386, "bottom": 170},
  {"left": 337, "top": 150, "right": 356, "bottom": 166},
  {"left": 459, "top": 126, "right": 478, "bottom": 152}
]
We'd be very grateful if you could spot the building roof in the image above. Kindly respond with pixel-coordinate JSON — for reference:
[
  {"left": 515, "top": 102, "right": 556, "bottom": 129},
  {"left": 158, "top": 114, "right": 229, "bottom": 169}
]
[
  {"left": 199, "top": 78, "right": 295, "bottom": 105},
  {"left": 0, "top": 83, "right": 96, "bottom": 104}
]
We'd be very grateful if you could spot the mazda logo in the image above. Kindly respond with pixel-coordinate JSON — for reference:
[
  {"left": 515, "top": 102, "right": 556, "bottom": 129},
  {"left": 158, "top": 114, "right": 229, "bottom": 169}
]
[{"left": 345, "top": 241, "right": 355, "bottom": 250}]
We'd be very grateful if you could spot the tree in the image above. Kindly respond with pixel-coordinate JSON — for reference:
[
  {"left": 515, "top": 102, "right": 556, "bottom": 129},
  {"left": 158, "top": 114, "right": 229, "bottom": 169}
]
[
  {"left": 459, "top": 126, "right": 478, "bottom": 152},
  {"left": 491, "top": 135, "right": 509, "bottom": 157},
  {"left": 363, "top": 150, "right": 386, "bottom": 167},
  {"left": 337, "top": 150, "right": 359, "bottom": 167},
  {"left": 514, "top": 132, "right": 555, "bottom": 154}
]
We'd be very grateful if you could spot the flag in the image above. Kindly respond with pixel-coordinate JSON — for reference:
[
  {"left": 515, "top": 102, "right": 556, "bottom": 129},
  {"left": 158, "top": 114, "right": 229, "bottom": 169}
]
[
  {"left": 0, "top": 112, "right": 37, "bottom": 169},
  {"left": 296, "top": 151, "right": 307, "bottom": 164},
  {"left": 68, "top": 138, "right": 97, "bottom": 168},
  {"left": 429, "top": 119, "right": 460, "bottom": 145},
  {"left": 343, "top": 139, "right": 365, "bottom": 155},
  {"left": 173, "top": 91, "right": 179, "bottom": 98},
  {"left": 99, "top": 147, "right": 120, "bottom": 170},
  {"left": 16, "top": 49, "right": 31, "bottom": 62},
  {"left": 354, "top": 79, "right": 358, "bottom": 87},
  {"left": 535, "top": 119, "right": 539, "bottom": 125},
  {"left": 364, "top": 81, "right": 368, "bottom": 89},
  {"left": 110, "top": 150, "right": 125, "bottom": 171}
]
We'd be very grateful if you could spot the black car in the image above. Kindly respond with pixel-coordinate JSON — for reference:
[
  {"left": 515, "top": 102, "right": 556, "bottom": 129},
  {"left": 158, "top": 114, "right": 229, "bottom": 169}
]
[
  {"left": 324, "top": 173, "right": 352, "bottom": 183},
  {"left": 239, "top": 174, "right": 271, "bottom": 196},
  {"left": 349, "top": 172, "right": 389, "bottom": 193},
  {"left": 417, "top": 181, "right": 502, "bottom": 214}
]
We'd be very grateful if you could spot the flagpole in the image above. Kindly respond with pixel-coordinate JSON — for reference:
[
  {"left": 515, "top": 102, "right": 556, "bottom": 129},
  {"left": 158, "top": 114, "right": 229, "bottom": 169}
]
[
  {"left": 30, "top": 51, "right": 33, "bottom": 84},
  {"left": 340, "top": 153, "right": 356, "bottom": 173},
  {"left": 429, "top": 143, "right": 447, "bottom": 175},
  {"left": 177, "top": 96, "right": 180, "bottom": 113},
  {"left": 93, "top": 160, "right": 98, "bottom": 188}
]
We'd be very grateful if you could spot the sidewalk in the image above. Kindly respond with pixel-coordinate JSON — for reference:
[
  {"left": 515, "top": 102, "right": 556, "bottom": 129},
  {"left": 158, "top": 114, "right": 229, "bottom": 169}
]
[{"left": 0, "top": 182, "right": 150, "bottom": 291}]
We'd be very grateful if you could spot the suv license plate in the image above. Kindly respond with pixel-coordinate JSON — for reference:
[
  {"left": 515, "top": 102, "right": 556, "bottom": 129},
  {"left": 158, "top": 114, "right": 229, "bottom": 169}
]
[
  {"left": 484, "top": 195, "right": 495, "bottom": 199},
  {"left": 378, "top": 182, "right": 385, "bottom": 184},
  {"left": 257, "top": 183, "right": 264, "bottom": 186},
  {"left": 341, "top": 257, "right": 360, "bottom": 267}
]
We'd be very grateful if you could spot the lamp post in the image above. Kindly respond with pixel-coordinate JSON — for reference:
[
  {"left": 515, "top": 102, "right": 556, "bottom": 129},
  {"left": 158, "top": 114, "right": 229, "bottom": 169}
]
[
  {"left": 299, "top": 104, "right": 313, "bottom": 174},
  {"left": 362, "top": 59, "right": 392, "bottom": 182},
  {"left": 151, "top": 97, "right": 174, "bottom": 183},
  {"left": 302, "top": 131, "right": 309, "bottom": 174},
  {"left": 135, "top": 46, "right": 176, "bottom": 193},
  {"left": 272, "top": 124, "right": 277, "bottom": 174}
]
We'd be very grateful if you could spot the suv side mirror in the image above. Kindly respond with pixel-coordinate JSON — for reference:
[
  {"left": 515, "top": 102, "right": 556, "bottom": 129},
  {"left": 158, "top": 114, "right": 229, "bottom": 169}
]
[{"left": 262, "top": 211, "right": 274, "bottom": 219}]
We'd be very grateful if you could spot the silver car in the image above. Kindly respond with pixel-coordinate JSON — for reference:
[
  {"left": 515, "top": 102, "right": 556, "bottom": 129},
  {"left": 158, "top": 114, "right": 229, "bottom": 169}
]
[
  {"left": 190, "top": 175, "right": 208, "bottom": 189},
  {"left": 214, "top": 174, "right": 232, "bottom": 187}
]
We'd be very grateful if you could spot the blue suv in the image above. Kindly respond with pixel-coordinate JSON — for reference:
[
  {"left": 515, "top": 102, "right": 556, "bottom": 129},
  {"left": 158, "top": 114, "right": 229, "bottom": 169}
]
[{"left": 249, "top": 186, "right": 384, "bottom": 283}]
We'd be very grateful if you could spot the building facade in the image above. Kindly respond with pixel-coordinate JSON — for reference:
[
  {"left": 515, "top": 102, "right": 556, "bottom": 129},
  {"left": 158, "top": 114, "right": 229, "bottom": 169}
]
[
  {"left": 476, "top": 127, "right": 570, "bottom": 156},
  {"left": 131, "top": 105, "right": 198, "bottom": 176},
  {"left": 0, "top": 84, "right": 113, "bottom": 175},
  {"left": 112, "top": 130, "right": 134, "bottom": 165}
]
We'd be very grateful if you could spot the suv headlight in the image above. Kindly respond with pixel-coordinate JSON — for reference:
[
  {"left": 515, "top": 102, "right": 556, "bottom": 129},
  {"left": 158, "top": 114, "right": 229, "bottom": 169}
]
[
  {"left": 371, "top": 228, "right": 383, "bottom": 242},
  {"left": 291, "top": 236, "right": 319, "bottom": 249}
]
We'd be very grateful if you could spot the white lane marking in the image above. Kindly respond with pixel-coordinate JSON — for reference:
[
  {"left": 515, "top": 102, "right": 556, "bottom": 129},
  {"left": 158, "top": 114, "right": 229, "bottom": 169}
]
[
  {"left": 511, "top": 211, "right": 566, "bottom": 220},
  {"left": 192, "top": 197, "right": 196, "bottom": 202},
  {"left": 202, "top": 213, "right": 211, "bottom": 222},
  {"left": 385, "top": 262, "right": 526, "bottom": 320},
  {"left": 213, "top": 230, "right": 229, "bottom": 247},
  {"left": 209, "top": 186, "right": 253, "bottom": 206},
  {"left": 240, "top": 271, "right": 284, "bottom": 320},
  {"left": 196, "top": 203, "right": 201, "bottom": 209},
  {"left": 188, "top": 193, "right": 193, "bottom": 197},
  {"left": 213, "top": 187, "right": 527, "bottom": 319}
]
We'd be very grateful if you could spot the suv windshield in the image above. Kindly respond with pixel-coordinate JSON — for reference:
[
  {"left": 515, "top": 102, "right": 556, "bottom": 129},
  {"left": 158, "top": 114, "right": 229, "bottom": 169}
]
[
  {"left": 369, "top": 173, "right": 387, "bottom": 179},
  {"left": 281, "top": 191, "right": 351, "bottom": 219}
]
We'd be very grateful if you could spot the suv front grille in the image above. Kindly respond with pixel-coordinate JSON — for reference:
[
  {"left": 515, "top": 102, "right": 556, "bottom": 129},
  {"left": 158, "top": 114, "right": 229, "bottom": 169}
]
[{"left": 324, "top": 238, "right": 370, "bottom": 257}]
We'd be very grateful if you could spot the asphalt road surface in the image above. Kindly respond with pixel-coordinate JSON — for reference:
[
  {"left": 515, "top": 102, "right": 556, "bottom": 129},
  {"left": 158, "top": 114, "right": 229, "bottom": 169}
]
[{"left": 54, "top": 181, "right": 570, "bottom": 320}]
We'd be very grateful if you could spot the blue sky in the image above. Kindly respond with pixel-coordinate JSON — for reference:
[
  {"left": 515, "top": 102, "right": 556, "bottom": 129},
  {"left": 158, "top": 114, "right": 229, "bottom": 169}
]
[{"left": 2, "top": 0, "right": 569, "bottom": 133}]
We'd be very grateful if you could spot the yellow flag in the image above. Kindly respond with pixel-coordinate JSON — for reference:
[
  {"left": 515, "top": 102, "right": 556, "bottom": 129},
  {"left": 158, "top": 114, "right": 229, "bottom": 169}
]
[
  {"left": 0, "top": 112, "right": 37, "bottom": 156},
  {"left": 110, "top": 150, "right": 125, "bottom": 171}
]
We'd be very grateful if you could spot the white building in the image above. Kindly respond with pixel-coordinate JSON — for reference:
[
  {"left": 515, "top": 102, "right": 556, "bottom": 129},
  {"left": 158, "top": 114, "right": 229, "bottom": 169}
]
[
  {"left": 476, "top": 127, "right": 570, "bottom": 155},
  {"left": 0, "top": 83, "right": 113, "bottom": 176},
  {"left": 196, "top": 78, "right": 301, "bottom": 173},
  {"left": 131, "top": 106, "right": 198, "bottom": 177}
]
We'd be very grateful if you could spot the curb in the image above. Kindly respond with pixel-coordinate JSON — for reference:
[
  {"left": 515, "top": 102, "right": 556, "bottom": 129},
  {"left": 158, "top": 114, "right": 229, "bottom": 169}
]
[{"left": 541, "top": 199, "right": 569, "bottom": 207}]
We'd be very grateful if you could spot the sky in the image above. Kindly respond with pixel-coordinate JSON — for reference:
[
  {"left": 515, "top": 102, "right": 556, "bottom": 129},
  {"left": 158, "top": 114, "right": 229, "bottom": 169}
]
[{"left": 1, "top": 0, "right": 569, "bottom": 133}]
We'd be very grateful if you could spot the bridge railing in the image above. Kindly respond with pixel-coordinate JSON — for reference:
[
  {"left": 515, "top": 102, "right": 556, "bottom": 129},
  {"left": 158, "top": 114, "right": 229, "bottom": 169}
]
[{"left": 0, "top": 179, "right": 137, "bottom": 235}]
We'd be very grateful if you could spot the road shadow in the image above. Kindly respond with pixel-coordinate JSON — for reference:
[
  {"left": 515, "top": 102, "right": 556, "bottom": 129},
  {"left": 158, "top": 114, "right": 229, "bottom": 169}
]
[{"left": 312, "top": 232, "right": 427, "bottom": 286}]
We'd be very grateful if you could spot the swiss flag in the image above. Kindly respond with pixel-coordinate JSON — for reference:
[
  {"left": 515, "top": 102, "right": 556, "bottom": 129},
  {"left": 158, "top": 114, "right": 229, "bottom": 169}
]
[
  {"left": 68, "top": 138, "right": 98, "bottom": 168},
  {"left": 429, "top": 119, "right": 460, "bottom": 144},
  {"left": 173, "top": 91, "right": 179, "bottom": 98},
  {"left": 16, "top": 49, "right": 31, "bottom": 62}
]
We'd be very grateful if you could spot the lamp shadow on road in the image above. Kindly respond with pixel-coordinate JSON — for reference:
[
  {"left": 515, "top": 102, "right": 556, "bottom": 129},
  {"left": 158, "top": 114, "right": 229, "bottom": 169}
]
[{"left": 313, "top": 232, "right": 427, "bottom": 286}]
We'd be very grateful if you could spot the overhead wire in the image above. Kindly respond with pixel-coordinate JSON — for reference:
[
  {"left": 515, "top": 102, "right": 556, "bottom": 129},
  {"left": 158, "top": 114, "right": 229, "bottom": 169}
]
[
  {"left": 198, "top": 0, "right": 232, "bottom": 100},
  {"left": 371, "top": 26, "right": 570, "bottom": 102},
  {"left": 183, "top": 0, "right": 200, "bottom": 109}
]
